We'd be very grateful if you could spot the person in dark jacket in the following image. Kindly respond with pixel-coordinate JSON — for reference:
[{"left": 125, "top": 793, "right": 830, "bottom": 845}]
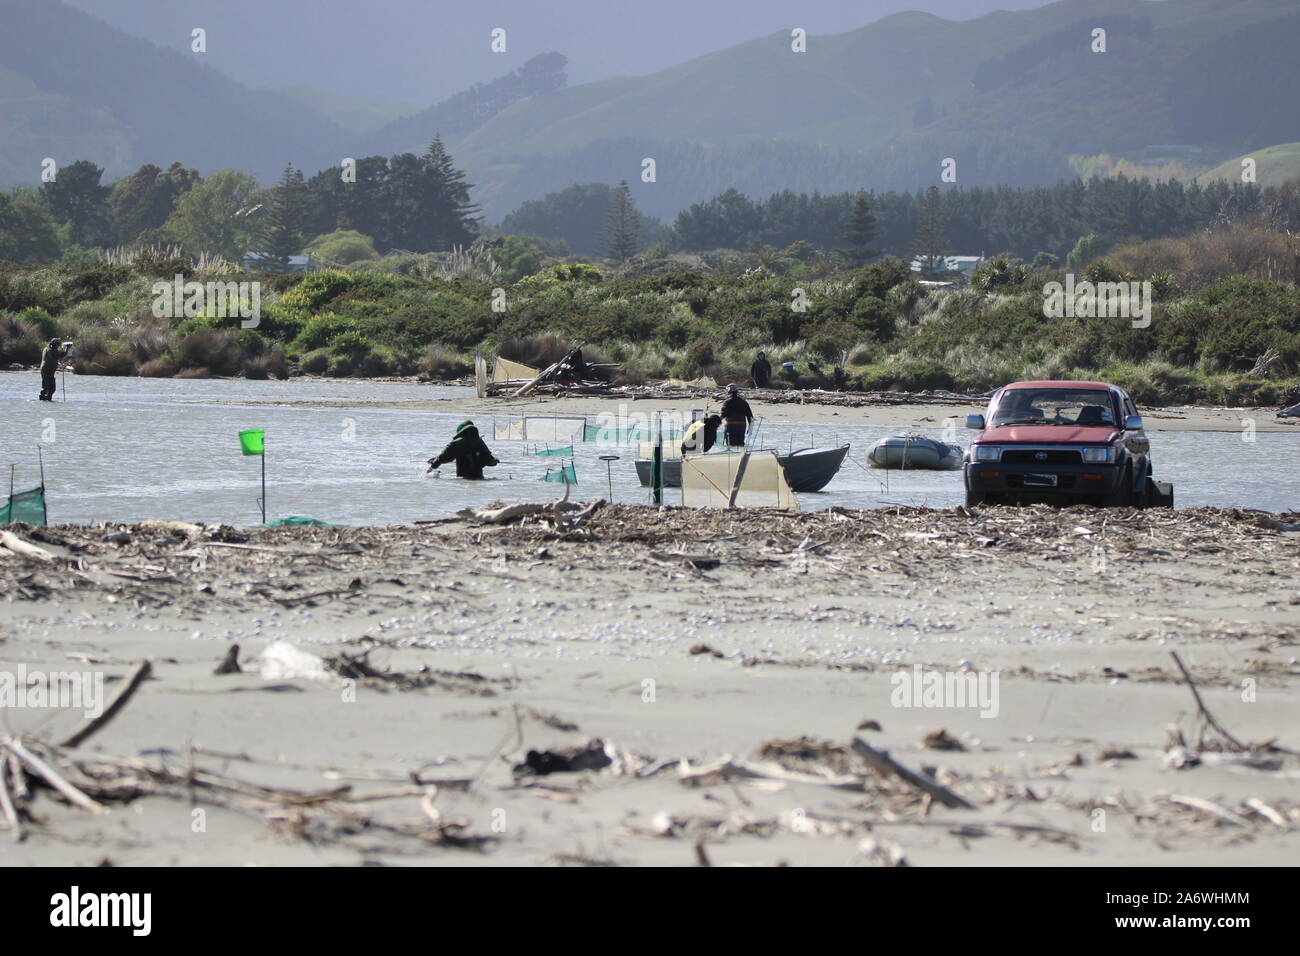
[
  {"left": 427, "top": 421, "right": 499, "bottom": 479},
  {"left": 750, "top": 351, "right": 772, "bottom": 389},
  {"left": 39, "top": 338, "right": 63, "bottom": 401},
  {"left": 719, "top": 384, "right": 753, "bottom": 447},
  {"left": 680, "top": 414, "right": 722, "bottom": 456}
]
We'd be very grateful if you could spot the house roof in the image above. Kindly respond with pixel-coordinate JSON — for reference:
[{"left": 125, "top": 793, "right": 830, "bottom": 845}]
[{"left": 244, "top": 252, "right": 311, "bottom": 264}]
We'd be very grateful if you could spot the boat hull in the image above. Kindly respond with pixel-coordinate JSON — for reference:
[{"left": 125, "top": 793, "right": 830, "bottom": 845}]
[
  {"left": 634, "top": 445, "right": 850, "bottom": 492},
  {"left": 867, "top": 436, "right": 963, "bottom": 470}
]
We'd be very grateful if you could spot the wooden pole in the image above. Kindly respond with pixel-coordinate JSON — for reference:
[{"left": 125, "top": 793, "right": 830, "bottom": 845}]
[
  {"left": 260, "top": 449, "right": 267, "bottom": 524},
  {"left": 652, "top": 413, "right": 663, "bottom": 506},
  {"left": 37, "top": 444, "right": 47, "bottom": 524}
]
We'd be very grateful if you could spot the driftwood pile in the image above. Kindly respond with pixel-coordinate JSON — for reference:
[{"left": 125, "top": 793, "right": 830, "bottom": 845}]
[{"left": 2, "top": 503, "right": 1297, "bottom": 632}]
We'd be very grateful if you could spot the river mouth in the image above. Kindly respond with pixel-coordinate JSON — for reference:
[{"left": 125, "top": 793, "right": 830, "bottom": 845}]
[{"left": 3, "top": 372, "right": 1297, "bottom": 524}]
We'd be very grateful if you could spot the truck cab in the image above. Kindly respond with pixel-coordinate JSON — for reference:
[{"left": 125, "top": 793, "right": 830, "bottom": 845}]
[{"left": 964, "top": 380, "right": 1168, "bottom": 507}]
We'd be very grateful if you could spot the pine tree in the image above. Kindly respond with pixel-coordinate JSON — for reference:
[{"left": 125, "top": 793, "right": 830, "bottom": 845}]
[
  {"left": 601, "top": 180, "right": 641, "bottom": 263},
  {"left": 912, "top": 185, "right": 949, "bottom": 277},
  {"left": 259, "top": 163, "right": 307, "bottom": 272},
  {"left": 423, "top": 136, "right": 479, "bottom": 250},
  {"left": 842, "top": 191, "right": 878, "bottom": 265}
]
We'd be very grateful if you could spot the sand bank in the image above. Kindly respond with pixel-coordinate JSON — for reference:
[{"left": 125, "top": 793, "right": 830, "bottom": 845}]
[{"left": 2, "top": 504, "right": 1298, "bottom": 865}]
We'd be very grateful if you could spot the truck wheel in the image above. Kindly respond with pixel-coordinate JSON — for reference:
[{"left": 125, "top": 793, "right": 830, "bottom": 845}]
[
  {"left": 965, "top": 490, "right": 989, "bottom": 507},
  {"left": 1102, "top": 469, "right": 1132, "bottom": 507},
  {"left": 1132, "top": 475, "right": 1151, "bottom": 509}
]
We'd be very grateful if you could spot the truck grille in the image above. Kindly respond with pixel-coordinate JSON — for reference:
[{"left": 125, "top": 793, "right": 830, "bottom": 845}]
[{"left": 1000, "top": 449, "right": 1082, "bottom": 464}]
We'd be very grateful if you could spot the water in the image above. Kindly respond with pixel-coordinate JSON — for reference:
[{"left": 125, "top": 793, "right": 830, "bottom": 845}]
[{"left": 1, "top": 372, "right": 1296, "bottom": 524}]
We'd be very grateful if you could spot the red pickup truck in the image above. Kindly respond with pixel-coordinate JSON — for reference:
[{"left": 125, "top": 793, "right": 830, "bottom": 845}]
[{"left": 964, "top": 380, "right": 1173, "bottom": 508}]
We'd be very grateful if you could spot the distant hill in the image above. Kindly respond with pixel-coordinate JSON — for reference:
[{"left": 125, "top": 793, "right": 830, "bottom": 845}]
[
  {"left": 0, "top": 1, "right": 568, "bottom": 192},
  {"left": 1200, "top": 143, "right": 1300, "bottom": 188},
  {"left": 459, "top": 0, "right": 1300, "bottom": 220},
  {"left": 0, "top": 0, "right": 348, "bottom": 186},
  {"left": 268, "top": 86, "right": 421, "bottom": 134},
  {"left": 3, "top": 0, "right": 1298, "bottom": 224},
  {"left": 360, "top": 53, "right": 568, "bottom": 158}
]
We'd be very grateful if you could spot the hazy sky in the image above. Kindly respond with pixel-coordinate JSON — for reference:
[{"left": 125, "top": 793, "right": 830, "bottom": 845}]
[{"left": 64, "top": 0, "right": 1053, "bottom": 104}]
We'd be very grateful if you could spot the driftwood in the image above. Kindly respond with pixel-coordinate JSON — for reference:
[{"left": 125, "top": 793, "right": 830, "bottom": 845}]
[
  {"left": 509, "top": 341, "right": 588, "bottom": 398},
  {"left": 0, "top": 530, "right": 52, "bottom": 562},
  {"left": 1169, "top": 651, "right": 1247, "bottom": 751},
  {"left": 465, "top": 501, "right": 582, "bottom": 525},
  {"left": 60, "top": 661, "right": 153, "bottom": 750},
  {"left": 1, "top": 738, "right": 106, "bottom": 814},
  {"left": 850, "top": 736, "right": 975, "bottom": 809},
  {"left": 136, "top": 519, "right": 203, "bottom": 538},
  {"left": 0, "top": 756, "right": 21, "bottom": 840},
  {"left": 678, "top": 756, "right": 866, "bottom": 791},
  {"left": 1244, "top": 797, "right": 1289, "bottom": 828},
  {"left": 1167, "top": 794, "right": 1252, "bottom": 827},
  {"left": 461, "top": 481, "right": 606, "bottom": 526}
]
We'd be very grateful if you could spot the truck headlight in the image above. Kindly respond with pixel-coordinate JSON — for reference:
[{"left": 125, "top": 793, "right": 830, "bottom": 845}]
[
  {"left": 1080, "top": 446, "right": 1115, "bottom": 463},
  {"left": 974, "top": 445, "right": 1000, "bottom": 462}
]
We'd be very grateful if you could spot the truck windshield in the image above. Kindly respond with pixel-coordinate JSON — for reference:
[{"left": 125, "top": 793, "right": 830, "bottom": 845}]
[{"left": 991, "top": 389, "right": 1117, "bottom": 427}]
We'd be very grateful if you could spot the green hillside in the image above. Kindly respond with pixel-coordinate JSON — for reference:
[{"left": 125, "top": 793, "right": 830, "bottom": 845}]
[
  {"left": 268, "top": 86, "right": 421, "bottom": 133},
  {"left": 1200, "top": 143, "right": 1300, "bottom": 188},
  {"left": 3, "top": 0, "right": 1297, "bottom": 219},
  {"left": 440, "top": 0, "right": 1300, "bottom": 219}
]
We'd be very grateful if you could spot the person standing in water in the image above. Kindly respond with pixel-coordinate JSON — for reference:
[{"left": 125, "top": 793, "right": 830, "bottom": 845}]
[
  {"left": 39, "top": 338, "right": 65, "bottom": 401},
  {"left": 720, "top": 384, "right": 754, "bottom": 447},
  {"left": 427, "top": 421, "right": 499, "bottom": 479}
]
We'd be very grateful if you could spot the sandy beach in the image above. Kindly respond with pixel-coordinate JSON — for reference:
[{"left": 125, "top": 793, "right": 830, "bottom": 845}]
[{"left": 3, "top": 502, "right": 1298, "bottom": 866}]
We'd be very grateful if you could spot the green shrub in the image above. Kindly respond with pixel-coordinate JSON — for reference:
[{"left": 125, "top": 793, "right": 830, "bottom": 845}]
[
  {"left": 64, "top": 300, "right": 115, "bottom": 327},
  {"left": 0, "top": 315, "right": 43, "bottom": 365},
  {"left": 292, "top": 313, "right": 357, "bottom": 351},
  {"left": 299, "top": 349, "right": 330, "bottom": 375},
  {"left": 328, "top": 330, "right": 371, "bottom": 358},
  {"left": 81, "top": 350, "right": 138, "bottom": 376},
  {"left": 174, "top": 315, "right": 223, "bottom": 337},
  {"left": 232, "top": 328, "right": 267, "bottom": 356},
  {"left": 138, "top": 357, "right": 178, "bottom": 377},
  {"left": 279, "top": 269, "right": 356, "bottom": 311},
  {"left": 971, "top": 257, "right": 1028, "bottom": 293},
  {"left": 255, "top": 302, "right": 309, "bottom": 340},
  {"left": 420, "top": 345, "right": 471, "bottom": 379},
  {"left": 684, "top": 337, "right": 714, "bottom": 375},
  {"left": 241, "top": 349, "right": 288, "bottom": 380},
  {"left": 176, "top": 330, "right": 242, "bottom": 376},
  {"left": 18, "top": 307, "right": 58, "bottom": 339}
]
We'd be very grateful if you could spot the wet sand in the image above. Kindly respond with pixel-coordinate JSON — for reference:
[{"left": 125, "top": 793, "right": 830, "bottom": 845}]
[{"left": 3, "top": 505, "right": 1299, "bottom": 866}]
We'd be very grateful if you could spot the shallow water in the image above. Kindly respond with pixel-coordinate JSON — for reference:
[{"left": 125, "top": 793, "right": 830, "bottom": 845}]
[{"left": 1, "top": 372, "right": 1297, "bottom": 524}]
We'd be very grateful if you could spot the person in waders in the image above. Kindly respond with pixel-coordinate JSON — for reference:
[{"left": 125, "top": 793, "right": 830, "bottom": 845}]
[
  {"left": 720, "top": 384, "right": 753, "bottom": 447},
  {"left": 427, "top": 421, "right": 499, "bottom": 479},
  {"left": 39, "top": 338, "right": 64, "bottom": 401}
]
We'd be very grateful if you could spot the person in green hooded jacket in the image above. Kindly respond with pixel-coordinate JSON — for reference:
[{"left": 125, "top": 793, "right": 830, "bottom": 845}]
[
  {"left": 427, "top": 421, "right": 499, "bottom": 479},
  {"left": 39, "top": 338, "right": 65, "bottom": 401}
]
